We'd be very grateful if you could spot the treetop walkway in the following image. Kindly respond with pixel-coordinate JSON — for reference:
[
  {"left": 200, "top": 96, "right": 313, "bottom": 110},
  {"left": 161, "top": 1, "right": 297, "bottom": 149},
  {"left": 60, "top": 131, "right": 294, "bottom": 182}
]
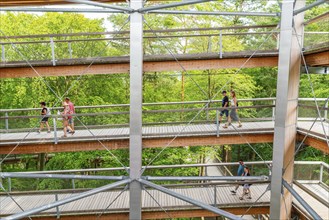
[{"left": 1, "top": 98, "right": 328, "bottom": 155}]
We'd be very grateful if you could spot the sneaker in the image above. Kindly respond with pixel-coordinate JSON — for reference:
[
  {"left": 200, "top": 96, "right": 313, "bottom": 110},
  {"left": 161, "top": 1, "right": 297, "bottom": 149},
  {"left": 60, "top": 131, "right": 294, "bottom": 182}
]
[
  {"left": 223, "top": 124, "right": 228, "bottom": 129},
  {"left": 230, "top": 190, "right": 236, "bottom": 194},
  {"left": 71, "top": 131, "right": 75, "bottom": 135}
]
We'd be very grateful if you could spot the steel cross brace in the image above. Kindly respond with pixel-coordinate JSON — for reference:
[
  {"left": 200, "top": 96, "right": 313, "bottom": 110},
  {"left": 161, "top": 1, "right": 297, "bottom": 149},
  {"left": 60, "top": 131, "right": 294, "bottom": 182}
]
[{"left": 138, "top": 178, "right": 243, "bottom": 220}]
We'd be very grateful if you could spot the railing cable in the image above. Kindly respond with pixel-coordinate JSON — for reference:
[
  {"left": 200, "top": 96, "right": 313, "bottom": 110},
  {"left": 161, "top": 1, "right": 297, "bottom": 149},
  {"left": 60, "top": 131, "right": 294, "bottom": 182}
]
[
  {"left": 240, "top": 184, "right": 270, "bottom": 218},
  {"left": 143, "top": 19, "right": 209, "bottom": 99},
  {"left": 0, "top": 183, "right": 32, "bottom": 220},
  {"left": 142, "top": 185, "right": 174, "bottom": 219},
  {"left": 140, "top": 25, "right": 279, "bottom": 175},
  {"left": 97, "top": 184, "right": 129, "bottom": 219},
  {"left": 284, "top": 97, "right": 329, "bottom": 172},
  {"left": 0, "top": 18, "right": 132, "bottom": 173},
  {"left": 292, "top": 26, "right": 329, "bottom": 147}
]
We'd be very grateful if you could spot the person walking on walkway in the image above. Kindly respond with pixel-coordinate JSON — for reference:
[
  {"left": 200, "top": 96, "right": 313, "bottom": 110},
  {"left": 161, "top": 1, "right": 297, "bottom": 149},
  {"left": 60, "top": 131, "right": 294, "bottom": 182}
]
[
  {"left": 38, "top": 102, "right": 51, "bottom": 133},
  {"left": 218, "top": 90, "right": 229, "bottom": 125},
  {"left": 223, "top": 90, "right": 242, "bottom": 128},
  {"left": 231, "top": 159, "right": 245, "bottom": 194},
  {"left": 239, "top": 166, "right": 252, "bottom": 200},
  {"left": 65, "top": 97, "right": 75, "bottom": 133},
  {"left": 61, "top": 102, "right": 74, "bottom": 137}
]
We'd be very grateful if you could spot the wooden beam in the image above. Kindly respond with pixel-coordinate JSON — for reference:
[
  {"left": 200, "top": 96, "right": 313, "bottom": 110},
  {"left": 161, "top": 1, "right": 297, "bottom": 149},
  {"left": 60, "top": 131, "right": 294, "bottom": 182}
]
[
  {"left": 304, "top": 51, "right": 329, "bottom": 67},
  {"left": 297, "top": 134, "right": 329, "bottom": 154},
  {"left": 17, "top": 206, "right": 270, "bottom": 220},
  {"left": 1, "top": 50, "right": 327, "bottom": 78},
  {"left": 0, "top": 133, "right": 274, "bottom": 155}
]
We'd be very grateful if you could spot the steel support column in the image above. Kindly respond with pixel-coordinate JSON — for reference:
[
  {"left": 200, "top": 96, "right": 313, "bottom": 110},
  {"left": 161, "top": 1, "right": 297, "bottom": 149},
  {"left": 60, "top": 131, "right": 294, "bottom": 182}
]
[
  {"left": 270, "top": 0, "right": 305, "bottom": 219},
  {"left": 129, "top": 0, "right": 143, "bottom": 219}
]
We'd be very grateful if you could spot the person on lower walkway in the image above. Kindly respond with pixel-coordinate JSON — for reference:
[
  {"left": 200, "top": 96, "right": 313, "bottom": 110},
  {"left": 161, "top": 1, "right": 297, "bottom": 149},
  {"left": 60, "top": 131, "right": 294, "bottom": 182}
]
[
  {"left": 239, "top": 167, "right": 252, "bottom": 200},
  {"left": 38, "top": 102, "right": 51, "bottom": 133},
  {"left": 223, "top": 90, "right": 242, "bottom": 128},
  {"left": 231, "top": 159, "right": 245, "bottom": 194}
]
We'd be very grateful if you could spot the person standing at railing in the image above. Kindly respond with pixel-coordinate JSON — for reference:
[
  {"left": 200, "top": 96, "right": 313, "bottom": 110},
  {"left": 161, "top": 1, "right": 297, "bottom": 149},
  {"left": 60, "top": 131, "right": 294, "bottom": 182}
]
[
  {"left": 61, "top": 102, "right": 74, "bottom": 137},
  {"left": 223, "top": 90, "right": 242, "bottom": 128},
  {"left": 218, "top": 90, "right": 229, "bottom": 125},
  {"left": 65, "top": 97, "right": 75, "bottom": 133},
  {"left": 231, "top": 159, "right": 245, "bottom": 194},
  {"left": 38, "top": 102, "right": 51, "bottom": 133}
]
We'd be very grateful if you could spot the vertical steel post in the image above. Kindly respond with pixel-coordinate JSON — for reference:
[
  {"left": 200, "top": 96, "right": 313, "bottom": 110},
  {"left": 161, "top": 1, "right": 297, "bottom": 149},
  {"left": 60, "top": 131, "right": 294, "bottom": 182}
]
[
  {"left": 1, "top": 44, "right": 5, "bottom": 61},
  {"left": 319, "top": 163, "right": 323, "bottom": 183},
  {"left": 8, "top": 177, "right": 11, "bottom": 192},
  {"left": 5, "top": 112, "right": 9, "bottom": 131},
  {"left": 50, "top": 37, "right": 56, "bottom": 66},
  {"left": 68, "top": 42, "right": 72, "bottom": 59},
  {"left": 55, "top": 194, "right": 60, "bottom": 219},
  {"left": 270, "top": 1, "right": 305, "bottom": 219},
  {"left": 71, "top": 179, "right": 75, "bottom": 189},
  {"left": 272, "top": 100, "right": 275, "bottom": 121},
  {"left": 216, "top": 110, "right": 219, "bottom": 137},
  {"left": 129, "top": 0, "right": 143, "bottom": 219},
  {"left": 219, "top": 31, "right": 223, "bottom": 59},
  {"left": 53, "top": 117, "right": 58, "bottom": 144},
  {"left": 325, "top": 100, "right": 328, "bottom": 120},
  {"left": 213, "top": 185, "right": 217, "bottom": 207}
]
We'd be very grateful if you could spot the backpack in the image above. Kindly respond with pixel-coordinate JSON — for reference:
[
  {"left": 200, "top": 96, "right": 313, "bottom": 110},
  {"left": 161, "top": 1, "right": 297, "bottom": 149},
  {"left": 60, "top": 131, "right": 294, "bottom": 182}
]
[{"left": 46, "top": 107, "right": 51, "bottom": 115}]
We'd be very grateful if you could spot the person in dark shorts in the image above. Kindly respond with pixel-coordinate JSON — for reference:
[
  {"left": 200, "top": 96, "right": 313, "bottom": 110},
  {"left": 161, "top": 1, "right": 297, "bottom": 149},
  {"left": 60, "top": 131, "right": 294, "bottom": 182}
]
[
  {"left": 223, "top": 90, "right": 242, "bottom": 128},
  {"left": 231, "top": 159, "right": 245, "bottom": 194},
  {"left": 38, "top": 102, "right": 50, "bottom": 133},
  {"left": 218, "top": 91, "right": 229, "bottom": 125}
]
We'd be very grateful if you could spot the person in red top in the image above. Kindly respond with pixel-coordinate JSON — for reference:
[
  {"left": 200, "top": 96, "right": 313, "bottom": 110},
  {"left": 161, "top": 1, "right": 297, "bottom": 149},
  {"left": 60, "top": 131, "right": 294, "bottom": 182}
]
[{"left": 65, "top": 97, "right": 75, "bottom": 132}]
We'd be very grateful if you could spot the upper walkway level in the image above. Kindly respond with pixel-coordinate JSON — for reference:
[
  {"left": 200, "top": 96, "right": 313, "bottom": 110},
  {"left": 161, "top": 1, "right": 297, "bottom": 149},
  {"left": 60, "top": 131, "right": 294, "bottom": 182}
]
[
  {"left": 1, "top": 22, "right": 328, "bottom": 78},
  {"left": 1, "top": 98, "right": 328, "bottom": 155}
]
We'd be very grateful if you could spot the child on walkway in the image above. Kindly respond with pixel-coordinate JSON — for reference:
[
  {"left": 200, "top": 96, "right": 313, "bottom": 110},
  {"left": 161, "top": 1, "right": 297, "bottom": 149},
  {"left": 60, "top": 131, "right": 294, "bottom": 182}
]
[{"left": 38, "top": 102, "right": 50, "bottom": 133}]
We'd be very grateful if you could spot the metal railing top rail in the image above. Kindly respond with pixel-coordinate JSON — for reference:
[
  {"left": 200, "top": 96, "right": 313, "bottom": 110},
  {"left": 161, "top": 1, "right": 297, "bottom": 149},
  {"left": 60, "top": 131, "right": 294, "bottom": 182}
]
[
  {"left": 2, "top": 97, "right": 327, "bottom": 113},
  {"left": 0, "top": 104, "right": 275, "bottom": 120},
  {"left": 0, "top": 24, "right": 278, "bottom": 40},
  {"left": 0, "top": 98, "right": 275, "bottom": 112},
  {"left": 0, "top": 32, "right": 281, "bottom": 45},
  {"left": 9, "top": 161, "right": 328, "bottom": 175}
]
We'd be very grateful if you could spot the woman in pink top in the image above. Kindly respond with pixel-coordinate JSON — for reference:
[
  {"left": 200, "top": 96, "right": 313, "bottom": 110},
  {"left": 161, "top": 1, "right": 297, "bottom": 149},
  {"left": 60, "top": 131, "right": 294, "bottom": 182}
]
[{"left": 61, "top": 102, "right": 74, "bottom": 137}]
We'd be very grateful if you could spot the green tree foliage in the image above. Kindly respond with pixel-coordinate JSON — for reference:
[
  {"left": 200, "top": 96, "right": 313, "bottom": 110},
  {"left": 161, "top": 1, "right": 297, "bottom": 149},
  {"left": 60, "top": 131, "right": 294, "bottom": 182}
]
[{"left": 1, "top": 1, "right": 328, "bottom": 191}]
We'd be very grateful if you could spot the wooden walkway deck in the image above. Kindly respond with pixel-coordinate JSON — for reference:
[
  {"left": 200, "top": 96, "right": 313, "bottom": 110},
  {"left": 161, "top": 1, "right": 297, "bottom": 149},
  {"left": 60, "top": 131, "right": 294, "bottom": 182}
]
[
  {"left": 1, "top": 182, "right": 327, "bottom": 219},
  {"left": 0, "top": 184, "right": 271, "bottom": 219},
  {"left": 0, "top": 121, "right": 328, "bottom": 154}
]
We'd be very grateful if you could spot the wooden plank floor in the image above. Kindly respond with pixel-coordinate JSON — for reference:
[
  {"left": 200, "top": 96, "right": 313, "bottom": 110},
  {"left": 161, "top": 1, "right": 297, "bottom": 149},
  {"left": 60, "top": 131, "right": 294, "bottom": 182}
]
[
  {"left": 293, "top": 183, "right": 329, "bottom": 220},
  {"left": 1, "top": 182, "right": 327, "bottom": 218},
  {"left": 0, "top": 184, "right": 271, "bottom": 217},
  {"left": 1, "top": 121, "right": 327, "bottom": 145}
]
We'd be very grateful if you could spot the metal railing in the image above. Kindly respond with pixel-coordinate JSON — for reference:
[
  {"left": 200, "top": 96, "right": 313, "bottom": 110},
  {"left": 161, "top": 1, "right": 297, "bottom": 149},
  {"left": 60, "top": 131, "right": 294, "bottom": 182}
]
[
  {"left": 0, "top": 98, "right": 327, "bottom": 144},
  {"left": 1, "top": 161, "right": 327, "bottom": 192},
  {"left": 0, "top": 25, "right": 281, "bottom": 64}
]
